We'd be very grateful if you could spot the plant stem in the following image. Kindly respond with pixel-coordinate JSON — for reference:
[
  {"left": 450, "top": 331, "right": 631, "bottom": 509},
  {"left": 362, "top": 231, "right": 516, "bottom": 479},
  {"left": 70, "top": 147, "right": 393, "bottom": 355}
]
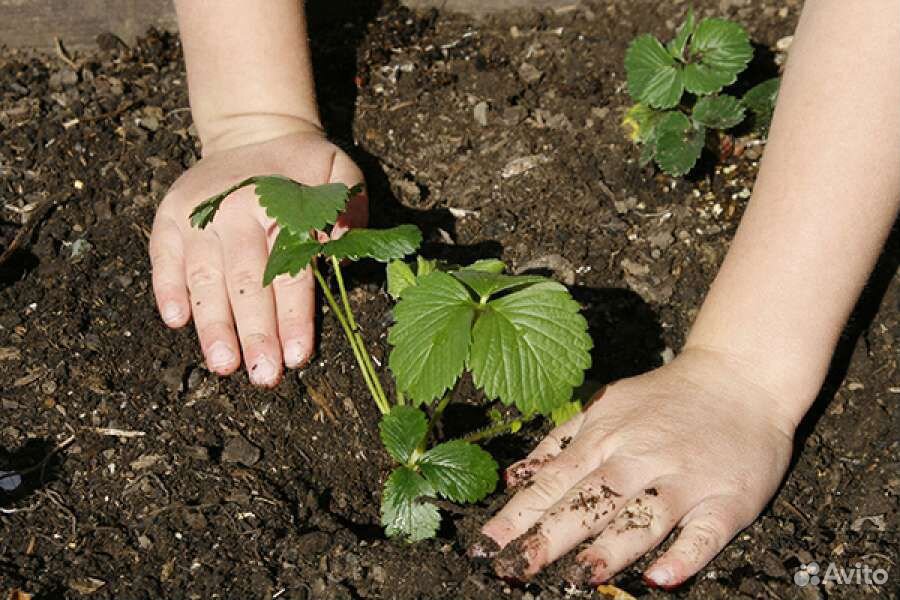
[
  {"left": 462, "top": 416, "right": 523, "bottom": 444},
  {"left": 420, "top": 393, "right": 451, "bottom": 452},
  {"left": 311, "top": 261, "right": 389, "bottom": 415},
  {"left": 329, "top": 256, "right": 390, "bottom": 410}
]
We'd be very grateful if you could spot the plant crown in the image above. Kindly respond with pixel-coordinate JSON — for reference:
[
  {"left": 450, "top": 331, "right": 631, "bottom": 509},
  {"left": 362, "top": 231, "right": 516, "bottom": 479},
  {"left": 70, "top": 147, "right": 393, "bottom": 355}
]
[{"left": 623, "top": 9, "right": 780, "bottom": 176}]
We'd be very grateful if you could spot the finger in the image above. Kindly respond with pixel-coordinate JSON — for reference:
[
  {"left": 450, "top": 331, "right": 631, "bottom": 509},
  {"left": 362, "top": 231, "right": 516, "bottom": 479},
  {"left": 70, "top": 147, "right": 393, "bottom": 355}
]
[
  {"left": 492, "top": 459, "right": 640, "bottom": 581},
  {"left": 269, "top": 226, "right": 316, "bottom": 368},
  {"left": 504, "top": 411, "right": 586, "bottom": 488},
  {"left": 184, "top": 231, "right": 240, "bottom": 375},
  {"left": 644, "top": 496, "right": 744, "bottom": 590},
  {"left": 480, "top": 435, "right": 605, "bottom": 551},
  {"left": 218, "top": 219, "right": 283, "bottom": 386},
  {"left": 149, "top": 214, "right": 190, "bottom": 327},
  {"left": 329, "top": 153, "right": 367, "bottom": 237},
  {"left": 567, "top": 482, "right": 682, "bottom": 586}
]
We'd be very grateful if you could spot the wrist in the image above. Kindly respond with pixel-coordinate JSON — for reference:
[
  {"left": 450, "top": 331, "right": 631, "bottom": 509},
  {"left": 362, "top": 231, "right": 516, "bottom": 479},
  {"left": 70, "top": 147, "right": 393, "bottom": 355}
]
[
  {"left": 196, "top": 112, "right": 324, "bottom": 157},
  {"left": 677, "top": 342, "right": 818, "bottom": 431}
]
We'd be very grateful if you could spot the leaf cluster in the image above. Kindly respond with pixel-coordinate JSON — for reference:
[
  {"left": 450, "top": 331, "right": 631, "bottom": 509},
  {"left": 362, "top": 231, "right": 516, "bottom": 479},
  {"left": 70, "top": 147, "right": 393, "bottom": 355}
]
[
  {"left": 380, "top": 406, "right": 498, "bottom": 541},
  {"left": 386, "top": 259, "right": 593, "bottom": 416},
  {"left": 190, "top": 176, "right": 422, "bottom": 284},
  {"left": 623, "top": 10, "right": 779, "bottom": 176}
]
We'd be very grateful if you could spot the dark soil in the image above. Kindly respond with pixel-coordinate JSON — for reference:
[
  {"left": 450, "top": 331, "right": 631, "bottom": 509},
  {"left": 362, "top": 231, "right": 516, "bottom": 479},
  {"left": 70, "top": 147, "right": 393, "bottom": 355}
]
[{"left": 1, "top": 1, "right": 897, "bottom": 598}]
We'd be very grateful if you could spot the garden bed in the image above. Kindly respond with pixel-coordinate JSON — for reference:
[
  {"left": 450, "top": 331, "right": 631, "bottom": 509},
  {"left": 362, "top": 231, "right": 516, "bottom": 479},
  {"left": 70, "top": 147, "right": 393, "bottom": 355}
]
[{"left": 1, "top": 1, "right": 897, "bottom": 598}]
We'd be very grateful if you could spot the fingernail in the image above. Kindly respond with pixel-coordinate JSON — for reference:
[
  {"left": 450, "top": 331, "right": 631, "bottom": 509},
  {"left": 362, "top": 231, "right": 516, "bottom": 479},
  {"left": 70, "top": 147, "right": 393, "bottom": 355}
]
[
  {"left": 162, "top": 302, "right": 184, "bottom": 325},
  {"left": 250, "top": 355, "right": 278, "bottom": 386},
  {"left": 493, "top": 528, "right": 547, "bottom": 582},
  {"left": 468, "top": 534, "right": 501, "bottom": 560},
  {"left": 283, "top": 340, "right": 308, "bottom": 368},
  {"left": 208, "top": 342, "right": 236, "bottom": 370},
  {"left": 567, "top": 554, "right": 608, "bottom": 587},
  {"left": 644, "top": 565, "right": 676, "bottom": 589}
]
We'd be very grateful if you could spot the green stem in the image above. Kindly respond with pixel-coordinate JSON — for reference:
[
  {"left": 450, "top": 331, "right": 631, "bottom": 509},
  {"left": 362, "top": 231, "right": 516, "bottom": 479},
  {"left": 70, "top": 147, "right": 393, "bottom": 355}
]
[
  {"left": 312, "top": 262, "right": 389, "bottom": 415},
  {"left": 330, "top": 256, "right": 390, "bottom": 410},
  {"left": 462, "top": 416, "right": 524, "bottom": 444},
  {"left": 419, "top": 393, "right": 451, "bottom": 452}
]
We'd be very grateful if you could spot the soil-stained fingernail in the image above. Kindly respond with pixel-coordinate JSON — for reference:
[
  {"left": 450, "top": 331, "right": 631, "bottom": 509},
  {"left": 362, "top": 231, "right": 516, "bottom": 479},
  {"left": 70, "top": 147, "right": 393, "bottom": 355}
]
[
  {"left": 208, "top": 342, "right": 236, "bottom": 370},
  {"left": 162, "top": 302, "right": 184, "bottom": 325},
  {"left": 250, "top": 355, "right": 278, "bottom": 386},
  {"left": 283, "top": 340, "right": 308, "bottom": 368},
  {"left": 644, "top": 565, "right": 676, "bottom": 589},
  {"left": 493, "top": 527, "right": 547, "bottom": 581},
  {"left": 468, "top": 534, "right": 501, "bottom": 560},
  {"left": 566, "top": 554, "right": 608, "bottom": 586}
]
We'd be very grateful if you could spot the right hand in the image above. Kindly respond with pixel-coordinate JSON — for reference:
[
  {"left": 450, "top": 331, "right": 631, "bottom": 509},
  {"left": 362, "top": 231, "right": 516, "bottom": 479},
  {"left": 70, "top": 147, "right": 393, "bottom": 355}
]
[{"left": 149, "top": 128, "right": 367, "bottom": 386}]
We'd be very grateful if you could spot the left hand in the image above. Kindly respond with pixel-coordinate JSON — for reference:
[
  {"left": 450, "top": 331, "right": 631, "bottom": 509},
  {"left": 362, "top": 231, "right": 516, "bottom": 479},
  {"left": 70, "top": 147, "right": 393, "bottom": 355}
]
[{"left": 471, "top": 348, "right": 796, "bottom": 589}]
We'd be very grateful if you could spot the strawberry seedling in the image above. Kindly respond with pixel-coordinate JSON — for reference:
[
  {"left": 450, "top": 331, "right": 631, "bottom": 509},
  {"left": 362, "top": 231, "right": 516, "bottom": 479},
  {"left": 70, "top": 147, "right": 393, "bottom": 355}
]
[
  {"left": 191, "top": 178, "right": 592, "bottom": 541},
  {"left": 623, "top": 9, "right": 780, "bottom": 176}
]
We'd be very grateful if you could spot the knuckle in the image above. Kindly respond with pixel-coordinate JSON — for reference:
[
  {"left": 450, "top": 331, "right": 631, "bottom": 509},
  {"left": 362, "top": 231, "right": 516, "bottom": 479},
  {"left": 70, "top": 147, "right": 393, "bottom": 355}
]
[
  {"left": 229, "top": 268, "right": 263, "bottom": 292},
  {"left": 528, "top": 465, "right": 573, "bottom": 503},
  {"left": 688, "top": 520, "right": 727, "bottom": 551},
  {"left": 241, "top": 332, "right": 272, "bottom": 348},
  {"left": 187, "top": 265, "right": 225, "bottom": 289},
  {"left": 197, "top": 321, "right": 233, "bottom": 340}
]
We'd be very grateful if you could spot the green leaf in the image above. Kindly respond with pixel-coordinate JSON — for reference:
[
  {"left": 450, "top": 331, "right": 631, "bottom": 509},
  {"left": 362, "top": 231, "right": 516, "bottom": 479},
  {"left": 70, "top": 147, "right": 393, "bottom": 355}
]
[
  {"left": 262, "top": 229, "right": 321, "bottom": 286},
  {"left": 667, "top": 8, "right": 696, "bottom": 60},
  {"left": 381, "top": 466, "right": 440, "bottom": 542},
  {"left": 625, "top": 34, "right": 684, "bottom": 109},
  {"left": 451, "top": 270, "right": 545, "bottom": 301},
  {"left": 190, "top": 176, "right": 258, "bottom": 229},
  {"left": 550, "top": 400, "right": 582, "bottom": 427},
  {"left": 255, "top": 177, "right": 352, "bottom": 236},
  {"left": 419, "top": 440, "right": 498, "bottom": 503},
  {"left": 388, "top": 272, "right": 476, "bottom": 406},
  {"left": 623, "top": 102, "right": 665, "bottom": 143},
  {"left": 469, "top": 281, "right": 592, "bottom": 415},
  {"left": 323, "top": 224, "right": 422, "bottom": 262},
  {"left": 379, "top": 405, "right": 428, "bottom": 464},
  {"left": 653, "top": 110, "right": 692, "bottom": 138},
  {"left": 387, "top": 260, "right": 417, "bottom": 299},
  {"left": 692, "top": 94, "right": 745, "bottom": 129},
  {"left": 416, "top": 255, "right": 439, "bottom": 277},
  {"left": 655, "top": 125, "right": 706, "bottom": 177},
  {"left": 683, "top": 19, "right": 753, "bottom": 95},
  {"left": 461, "top": 259, "right": 506, "bottom": 274},
  {"left": 742, "top": 77, "right": 780, "bottom": 132}
]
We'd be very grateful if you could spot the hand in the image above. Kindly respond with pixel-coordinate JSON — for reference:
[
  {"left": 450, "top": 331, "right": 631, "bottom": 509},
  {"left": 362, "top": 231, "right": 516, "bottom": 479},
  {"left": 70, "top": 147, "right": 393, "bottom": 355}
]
[
  {"left": 149, "top": 127, "right": 367, "bottom": 386},
  {"left": 473, "top": 348, "right": 795, "bottom": 589}
]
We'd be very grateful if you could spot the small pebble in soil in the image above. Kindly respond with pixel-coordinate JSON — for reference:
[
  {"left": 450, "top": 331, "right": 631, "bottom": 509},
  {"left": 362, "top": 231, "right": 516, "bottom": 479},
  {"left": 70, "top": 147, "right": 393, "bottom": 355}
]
[{"left": 221, "top": 436, "right": 261, "bottom": 466}]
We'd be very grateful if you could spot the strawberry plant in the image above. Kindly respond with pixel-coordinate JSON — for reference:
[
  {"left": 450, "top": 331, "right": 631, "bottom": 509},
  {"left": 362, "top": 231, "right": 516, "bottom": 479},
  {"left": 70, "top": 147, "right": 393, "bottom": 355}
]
[
  {"left": 191, "top": 177, "right": 593, "bottom": 541},
  {"left": 623, "top": 9, "right": 780, "bottom": 176}
]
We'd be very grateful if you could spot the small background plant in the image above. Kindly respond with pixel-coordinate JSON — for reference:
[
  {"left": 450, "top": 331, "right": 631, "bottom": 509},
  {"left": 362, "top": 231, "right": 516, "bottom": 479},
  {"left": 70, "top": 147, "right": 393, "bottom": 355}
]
[
  {"left": 623, "top": 9, "right": 780, "bottom": 176},
  {"left": 192, "top": 178, "right": 592, "bottom": 542}
]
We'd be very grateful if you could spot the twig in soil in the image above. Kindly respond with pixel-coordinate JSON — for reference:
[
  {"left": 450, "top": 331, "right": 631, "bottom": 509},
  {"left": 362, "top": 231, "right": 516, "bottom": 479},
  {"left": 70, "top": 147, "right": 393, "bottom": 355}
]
[
  {"left": 0, "top": 501, "right": 41, "bottom": 514},
  {"left": 53, "top": 37, "right": 79, "bottom": 71},
  {"left": 305, "top": 384, "right": 337, "bottom": 424},
  {"left": 41, "top": 488, "right": 77, "bottom": 538},
  {"left": 0, "top": 192, "right": 69, "bottom": 268},
  {"left": 92, "top": 427, "right": 146, "bottom": 438}
]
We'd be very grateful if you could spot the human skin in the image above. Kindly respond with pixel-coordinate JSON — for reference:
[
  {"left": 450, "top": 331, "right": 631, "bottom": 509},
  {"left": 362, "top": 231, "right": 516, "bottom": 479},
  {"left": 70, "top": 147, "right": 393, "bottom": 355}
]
[
  {"left": 149, "top": 1, "right": 366, "bottom": 386},
  {"left": 475, "top": 0, "right": 900, "bottom": 588}
]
